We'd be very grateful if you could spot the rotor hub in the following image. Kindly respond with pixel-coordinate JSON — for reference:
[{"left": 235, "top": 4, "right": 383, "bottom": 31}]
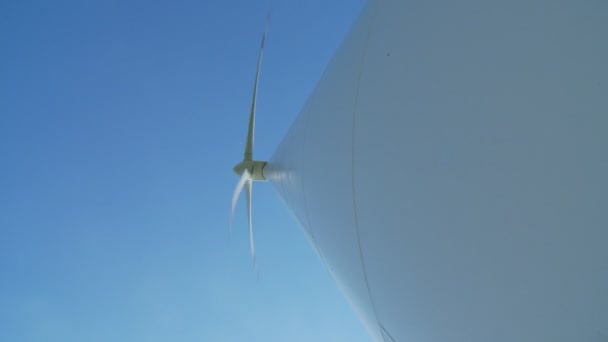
[{"left": 233, "top": 160, "right": 267, "bottom": 181}]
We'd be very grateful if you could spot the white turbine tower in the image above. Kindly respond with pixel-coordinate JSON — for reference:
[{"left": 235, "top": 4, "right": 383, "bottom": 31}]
[{"left": 233, "top": 1, "right": 608, "bottom": 341}]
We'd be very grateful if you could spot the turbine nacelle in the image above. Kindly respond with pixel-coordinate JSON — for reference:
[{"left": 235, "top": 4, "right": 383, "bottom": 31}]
[{"left": 232, "top": 160, "right": 267, "bottom": 181}]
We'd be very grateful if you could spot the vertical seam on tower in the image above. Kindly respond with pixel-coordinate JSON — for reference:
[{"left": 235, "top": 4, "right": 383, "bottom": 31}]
[
  {"left": 351, "top": 0, "right": 381, "bottom": 337},
  {"left": 379, "top": 323, "right": 396, "bottom": 342}
]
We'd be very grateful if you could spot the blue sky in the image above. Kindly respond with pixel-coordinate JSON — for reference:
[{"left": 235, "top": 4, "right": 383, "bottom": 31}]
[{"left": 0, "top": 0, "right": 370, "bottom": 340}]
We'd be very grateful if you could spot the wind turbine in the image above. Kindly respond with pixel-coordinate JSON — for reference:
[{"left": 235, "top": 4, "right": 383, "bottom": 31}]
[
  {"left": 231, "top": 1, "right": 608, "bottom": 341},
  {"left": 230, "top": 15, "right": 270, "bottom": 271}
]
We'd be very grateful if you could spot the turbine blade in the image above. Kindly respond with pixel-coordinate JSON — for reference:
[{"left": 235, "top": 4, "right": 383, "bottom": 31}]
[
  {"left": 243, "top": 14, "right": 270, "bottom": 162},
  {"left": 245, "top": 179, "right": 256, "bottom": 271},
  {"left": 230, "top": 169, "right": 251, "bottom": 234}
]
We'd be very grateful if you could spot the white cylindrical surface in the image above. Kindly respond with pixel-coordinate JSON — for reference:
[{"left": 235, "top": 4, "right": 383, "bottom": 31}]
[{"left": 266, "top": 0, "right": 608, "bottom": 341}]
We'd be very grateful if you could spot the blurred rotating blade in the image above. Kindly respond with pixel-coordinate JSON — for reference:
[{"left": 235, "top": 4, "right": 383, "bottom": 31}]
[
  {"left": 245, "top": 179, "right": 256, "bottom": 271},
  {"left": 230, "top": 169, "right": 251, "bottom": 234}
]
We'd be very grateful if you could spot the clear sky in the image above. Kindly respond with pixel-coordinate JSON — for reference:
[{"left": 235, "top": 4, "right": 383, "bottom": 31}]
[{"left": 1, "top": 0, "right": 370, "bottom": 341}]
